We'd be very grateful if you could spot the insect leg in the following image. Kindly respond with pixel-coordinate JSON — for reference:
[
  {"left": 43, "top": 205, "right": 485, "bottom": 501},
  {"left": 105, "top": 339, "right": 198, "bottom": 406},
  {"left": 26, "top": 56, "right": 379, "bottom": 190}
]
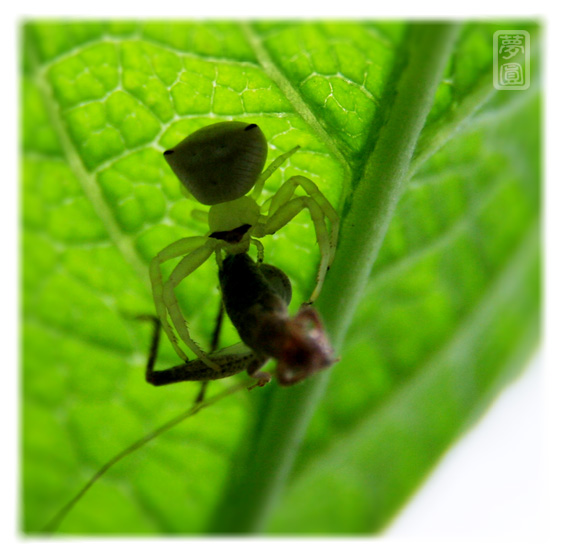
[
  {"left": 195, "top": 299, "right": 225, "bottom": 403},
  {"left": 139, "top": 314, "right": 222, "bottom": 386},
  {"left": 138, "top": 315, "right": 231, "bottom": 387},
  {"left": 147, "top": 343, "right": 260, "bottom": 386},
  {"left": 143, "top": 315, "right": 163, "bottom": 383}
]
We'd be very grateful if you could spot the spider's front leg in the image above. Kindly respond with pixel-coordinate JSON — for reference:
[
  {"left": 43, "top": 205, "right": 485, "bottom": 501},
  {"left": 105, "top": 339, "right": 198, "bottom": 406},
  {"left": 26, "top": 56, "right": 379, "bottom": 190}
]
[
  {"left": 251, "top": 145, "right": 301, "bottom": 200},
  {"left": 150, "top": 236, "right": 209, "bottom": 361},
  {"left": 255, "top": 176, "right": 339, "bottom": 303},
  {"left": 268, "top": 175, "right": 339, "bottom": 263},
  {"left": 161, "top": 239, "right": 222, "bottom": 371},
  {"left": 151, "top": 236, "right": 221, "bottom": 370}
]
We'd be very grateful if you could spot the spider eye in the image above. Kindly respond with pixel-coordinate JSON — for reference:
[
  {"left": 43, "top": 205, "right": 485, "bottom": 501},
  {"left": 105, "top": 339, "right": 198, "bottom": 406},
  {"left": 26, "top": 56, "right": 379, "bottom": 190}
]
[{"left": 163, "top": 121, "right": 268, "bottom": 206}]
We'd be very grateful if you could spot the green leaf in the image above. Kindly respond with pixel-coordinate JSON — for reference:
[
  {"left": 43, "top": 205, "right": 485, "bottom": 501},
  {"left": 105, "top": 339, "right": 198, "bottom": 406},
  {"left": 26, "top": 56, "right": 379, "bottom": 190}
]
[{"left": 22, "top": 21, "right": 540, "bottom": 535}]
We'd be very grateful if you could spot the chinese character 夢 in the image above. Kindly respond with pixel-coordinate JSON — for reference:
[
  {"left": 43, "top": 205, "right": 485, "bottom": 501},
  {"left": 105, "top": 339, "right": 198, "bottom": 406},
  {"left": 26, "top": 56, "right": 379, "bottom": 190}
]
[{"left": 493, "top": 30, "right": 530, "bottom": 90}]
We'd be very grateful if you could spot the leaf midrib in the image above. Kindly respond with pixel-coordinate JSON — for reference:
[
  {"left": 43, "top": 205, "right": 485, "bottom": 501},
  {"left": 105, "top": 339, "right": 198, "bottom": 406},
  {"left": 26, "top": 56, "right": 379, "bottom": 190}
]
[{"left": 285, "top": 218, "right": 538, "bottom": 496}]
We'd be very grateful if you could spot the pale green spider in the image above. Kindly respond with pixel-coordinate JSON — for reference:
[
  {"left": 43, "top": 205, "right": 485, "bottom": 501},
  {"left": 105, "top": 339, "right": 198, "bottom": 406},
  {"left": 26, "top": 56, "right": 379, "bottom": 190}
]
[{"left": 151, "top": 121, "right": 339, "bottom": 370}]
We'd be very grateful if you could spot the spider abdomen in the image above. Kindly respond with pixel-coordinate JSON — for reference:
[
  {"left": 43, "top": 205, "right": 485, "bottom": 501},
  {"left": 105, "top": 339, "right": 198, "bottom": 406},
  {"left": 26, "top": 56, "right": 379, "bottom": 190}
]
[{"left": 164, "top": 121, "right": 268, "bottom": 205}]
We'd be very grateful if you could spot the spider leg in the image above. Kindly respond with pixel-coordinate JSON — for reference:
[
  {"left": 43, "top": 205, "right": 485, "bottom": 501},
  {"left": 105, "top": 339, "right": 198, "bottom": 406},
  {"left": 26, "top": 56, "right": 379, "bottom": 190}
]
[
  {"left": 255, "top": 196, "right": 331, "bottom": 303},
  {"left": 150, "top": 236, "right": 209, "bottom": 361},
  {"left": 162, "top": 240, "right": 221, "bottom": 370},
  {"left": 268, "top": 175, "right": 339, "bottom": 266},
  {"left": 251, "top": 145, "right": 301, "bottom": 200},
  {"left": 190, "top": 208, "right": 208, "bottom": 223},
  {"left": 250, "top": 238, "right": 264, "bottom": 264}
]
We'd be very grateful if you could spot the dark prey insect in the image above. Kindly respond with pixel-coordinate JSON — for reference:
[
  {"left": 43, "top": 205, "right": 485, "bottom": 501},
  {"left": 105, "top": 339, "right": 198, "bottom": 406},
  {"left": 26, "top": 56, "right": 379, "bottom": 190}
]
[{"left": 146, "top": 252, "right": 334, "bottom": 387}]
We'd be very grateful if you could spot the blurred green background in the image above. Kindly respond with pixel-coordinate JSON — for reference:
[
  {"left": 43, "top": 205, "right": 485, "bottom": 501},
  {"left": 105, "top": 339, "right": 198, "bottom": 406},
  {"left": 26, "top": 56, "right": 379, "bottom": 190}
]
[{"left": 21, "top": 21, "right": 540, "bottom": 534}]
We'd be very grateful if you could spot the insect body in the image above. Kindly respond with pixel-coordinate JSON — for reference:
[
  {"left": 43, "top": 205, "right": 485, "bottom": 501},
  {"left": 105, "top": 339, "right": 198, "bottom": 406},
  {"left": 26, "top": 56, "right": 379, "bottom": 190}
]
[
  {"left": 151, "top": 121, "right": 339, "bottom": 370},
  {"left": 146, "top": 253, "right": 334, "bottom": 387},
  {"left": 144, "top": 316, "right": 261, "bottom": 386},
  {"left": 219, "top": 253, "right": 334, "bottom": 385}
]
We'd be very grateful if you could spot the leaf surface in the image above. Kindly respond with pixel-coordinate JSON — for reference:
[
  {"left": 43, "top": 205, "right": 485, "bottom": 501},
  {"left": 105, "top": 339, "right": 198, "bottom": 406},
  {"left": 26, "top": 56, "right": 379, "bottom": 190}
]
[{"left": 22, "top": 20, "right": 540, "bottom": 534}]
